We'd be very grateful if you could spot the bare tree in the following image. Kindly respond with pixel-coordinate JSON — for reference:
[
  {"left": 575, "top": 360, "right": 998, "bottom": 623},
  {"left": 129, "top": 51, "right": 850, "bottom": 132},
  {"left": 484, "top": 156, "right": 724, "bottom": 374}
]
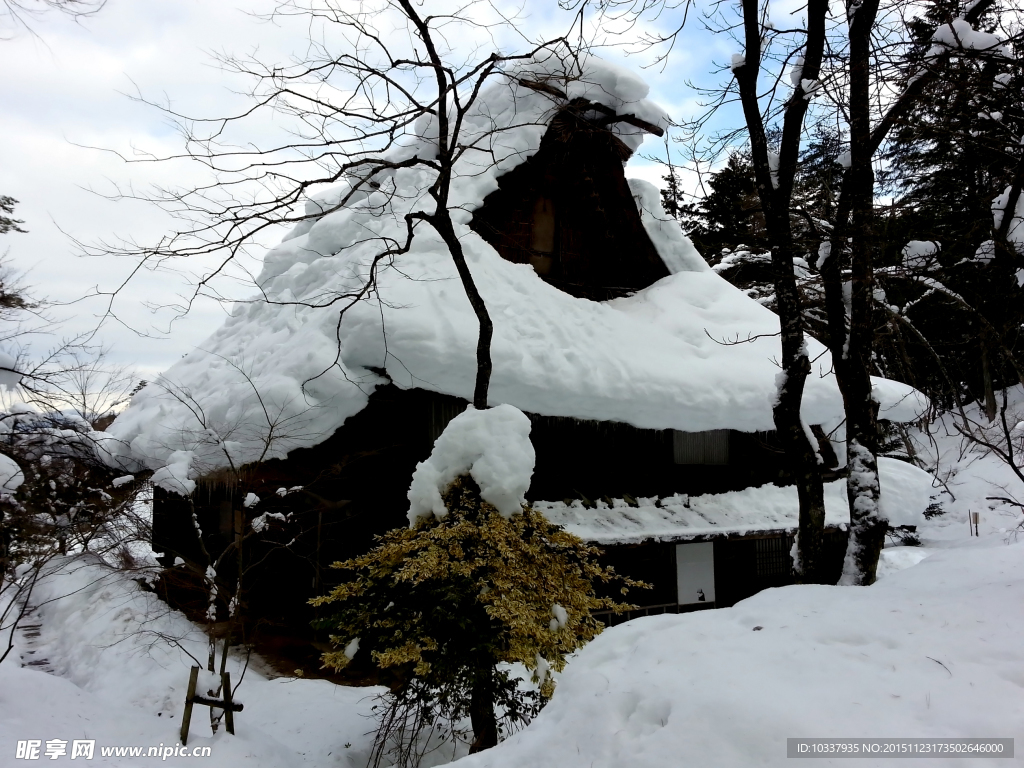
[
  {"left": 1, "top": 0, "right": 104, "bottom": 37},
  {"left": 586, "top": 0, "right": 1020, "bottom": 584},
  {"left": 816, "top": 0, "right": 1013, "bottom": 584},
  {"left": 139, "top": 365, "right": 325, "bottom": 735},
  {"left": 86, "top": 1, "right": 595, "bottom": 416},
  {"left": 82, "top": 1, "right": 635, "bottom": 751}
]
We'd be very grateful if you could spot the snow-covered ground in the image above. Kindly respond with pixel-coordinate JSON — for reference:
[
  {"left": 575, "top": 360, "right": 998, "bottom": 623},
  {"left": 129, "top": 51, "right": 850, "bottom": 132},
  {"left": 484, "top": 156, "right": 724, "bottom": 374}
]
[{"left": 3, "top": 403, "right": 1023, "bottom": 767}]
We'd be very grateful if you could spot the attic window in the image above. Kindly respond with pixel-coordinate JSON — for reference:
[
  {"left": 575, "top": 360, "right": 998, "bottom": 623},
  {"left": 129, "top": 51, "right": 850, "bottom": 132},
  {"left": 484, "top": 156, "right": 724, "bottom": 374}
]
[{"left": 673, "top": 430, "right": 730, "bottom": 465}]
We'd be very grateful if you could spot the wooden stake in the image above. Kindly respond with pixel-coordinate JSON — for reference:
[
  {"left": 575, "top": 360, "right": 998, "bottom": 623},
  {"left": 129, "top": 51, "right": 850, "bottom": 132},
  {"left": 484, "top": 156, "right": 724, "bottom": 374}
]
[
  {"left": 180, "top": 665, "right": 243, "bottom": 745},
  {"left": 222, "top": 671, "right": 235, "bottom": 735},
  {"left": 180, "top": 665, "right": 199, "bottom": 746}
]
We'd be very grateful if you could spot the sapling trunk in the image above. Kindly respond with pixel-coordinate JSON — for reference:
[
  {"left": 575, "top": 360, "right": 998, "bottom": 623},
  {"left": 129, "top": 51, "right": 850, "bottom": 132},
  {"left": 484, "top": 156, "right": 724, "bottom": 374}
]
[{"left": 468, "top": 661, "right": 498, "bottom": 754}]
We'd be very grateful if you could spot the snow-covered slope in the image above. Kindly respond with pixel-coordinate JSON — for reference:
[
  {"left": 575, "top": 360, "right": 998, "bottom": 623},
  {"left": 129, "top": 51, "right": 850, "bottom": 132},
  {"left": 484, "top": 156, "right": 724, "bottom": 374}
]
[
  {"left": 107, "top": 57, "right": 924, "bottom": 478},
  {"left": 454, "top": 541, "right": 1024, "bottom": 768},
  {"left": 5, "top": 404, "right": 1022, "bottom": 767},
  {"left": 4, "top": 486, "right": 1020, "bottom": 767},
  {"left": 1, "top": 556, "right": 390, "bottom": 768}
]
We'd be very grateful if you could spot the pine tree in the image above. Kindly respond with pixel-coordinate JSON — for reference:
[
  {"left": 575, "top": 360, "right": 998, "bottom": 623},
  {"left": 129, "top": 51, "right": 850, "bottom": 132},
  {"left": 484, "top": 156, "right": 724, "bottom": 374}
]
[
  {"left": 874, "top": 0, "right": 1024, "bottom": 410},
  {"left": 0, "top": 196, "right": 26, "bottom": 236}
]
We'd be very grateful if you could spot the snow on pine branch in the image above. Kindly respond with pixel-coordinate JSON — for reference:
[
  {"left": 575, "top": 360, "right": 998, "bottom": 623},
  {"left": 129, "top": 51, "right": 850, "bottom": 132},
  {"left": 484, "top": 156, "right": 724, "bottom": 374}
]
[{"left": 905, "top": 15, "right": 1013, "bottom": 88}]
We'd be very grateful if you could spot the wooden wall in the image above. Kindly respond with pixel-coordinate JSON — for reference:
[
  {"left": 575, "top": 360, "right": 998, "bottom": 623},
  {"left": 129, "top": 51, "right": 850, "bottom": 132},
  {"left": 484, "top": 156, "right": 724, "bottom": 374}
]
[{"left": 470, "top": 110, "right": 670, "bottom": 300}]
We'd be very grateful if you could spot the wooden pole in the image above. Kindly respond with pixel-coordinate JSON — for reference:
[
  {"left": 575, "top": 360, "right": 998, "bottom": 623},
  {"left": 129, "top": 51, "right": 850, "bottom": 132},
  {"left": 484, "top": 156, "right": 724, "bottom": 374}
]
[
  {"left": 179, "top": 664, "right": 243, "bottom": 745},
  {"left": 180, "top": 665, "right": 199, "bottom": 746},
  {"left": 221, "top": 671, "right": 235, "bottom": 735}
]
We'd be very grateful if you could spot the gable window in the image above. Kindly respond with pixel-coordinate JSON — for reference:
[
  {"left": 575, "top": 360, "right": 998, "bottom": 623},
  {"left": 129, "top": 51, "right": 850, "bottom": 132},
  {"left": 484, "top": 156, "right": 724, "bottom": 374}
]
[{"left": 673, "top": 429, "right": 730, "bottom": 465}]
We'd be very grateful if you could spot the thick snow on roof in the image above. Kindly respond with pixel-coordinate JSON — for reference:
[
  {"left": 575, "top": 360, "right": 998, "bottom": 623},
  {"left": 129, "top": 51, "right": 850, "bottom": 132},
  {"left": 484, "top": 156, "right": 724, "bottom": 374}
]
[
  {"left": 108, "top": 56, "right": 924, "bottom": 476},
  {"left": 536, "top": 457, "right": 934, "bottom": 544}
]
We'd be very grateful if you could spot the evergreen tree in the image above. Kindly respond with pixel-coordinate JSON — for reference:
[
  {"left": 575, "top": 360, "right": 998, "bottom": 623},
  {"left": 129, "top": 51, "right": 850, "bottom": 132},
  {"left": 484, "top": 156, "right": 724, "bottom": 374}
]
[
  {"left": 874, "top": 0, "right": 1024, "bottom": 411},
  {"left": 313, "top": 476, "right": 641, "bottom": 765},
  {"left": 0, "top": 196, "right": 26, "bottom": 236}
]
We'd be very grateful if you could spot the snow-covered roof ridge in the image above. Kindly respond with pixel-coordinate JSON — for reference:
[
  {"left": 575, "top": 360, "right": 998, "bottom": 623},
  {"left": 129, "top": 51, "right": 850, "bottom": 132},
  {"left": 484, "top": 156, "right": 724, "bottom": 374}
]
[{"left": 107, "top": 55, "right": 924, "bottom": 478}]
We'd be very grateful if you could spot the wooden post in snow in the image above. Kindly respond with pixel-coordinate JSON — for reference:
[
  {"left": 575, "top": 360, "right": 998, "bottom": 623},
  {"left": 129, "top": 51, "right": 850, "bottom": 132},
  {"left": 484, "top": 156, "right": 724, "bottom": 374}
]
[
  {"left": 180, "top": 666, "right": 199, "bottom": 746},
  {"left": 180, "top": 665, "right": 244, "bottom": 745}
]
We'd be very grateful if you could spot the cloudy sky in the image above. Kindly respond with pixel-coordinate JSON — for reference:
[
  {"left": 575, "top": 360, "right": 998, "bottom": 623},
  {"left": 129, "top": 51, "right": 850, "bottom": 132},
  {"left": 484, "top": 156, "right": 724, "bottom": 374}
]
[{"left": 1, "top": 0, "right": 745, "bottom": 382}]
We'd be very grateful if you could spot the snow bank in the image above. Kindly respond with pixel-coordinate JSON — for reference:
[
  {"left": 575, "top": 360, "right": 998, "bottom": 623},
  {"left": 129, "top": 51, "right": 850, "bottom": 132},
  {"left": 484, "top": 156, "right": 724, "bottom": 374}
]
[
  {"left": 455, "top": 541, "right": 1024, "bottom": 768},
  {"left": 108, "top": 55, "right": 923, "bottom": 480},
  {"left": 536, "top": 456, "right": 934, "bottom": 544},
  {"left": 1, "top": 556, "right": 388, "bottom": 767},
  {"left": 877, "top": 456, "right": 934, "bottom": 526},
  {"left": 408, "top": 404, "right": 534, "bottom": 523},
  {"left": 875, "top": 545, "right": 930, "bottom": 579}
]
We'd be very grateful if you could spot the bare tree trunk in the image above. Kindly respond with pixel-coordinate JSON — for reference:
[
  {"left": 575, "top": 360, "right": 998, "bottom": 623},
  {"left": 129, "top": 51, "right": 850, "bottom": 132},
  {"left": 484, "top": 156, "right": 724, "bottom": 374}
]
[
  {"left": 430, "top": 216, "right": 494, "bottom": 411},
  {"left": 400, "top": 0, "right": 495, "bottom": 412},
  {"left": 834, "top": 0, "right": 886, "bottom": 586},
  {"left": 733, "top": 0, "right": 830, "bottom": 583},
  {"left": 773, "top": 245, "right": 829, "bottom": 583},
  {"left": 818, "top": 0, "right": 1003, "bottom": 585},
  {"left": 981, "top": 340, "right": 997, "bottom": 423},
  {"left": 468, "top": 662, "right": 498, "bottom": 753}
]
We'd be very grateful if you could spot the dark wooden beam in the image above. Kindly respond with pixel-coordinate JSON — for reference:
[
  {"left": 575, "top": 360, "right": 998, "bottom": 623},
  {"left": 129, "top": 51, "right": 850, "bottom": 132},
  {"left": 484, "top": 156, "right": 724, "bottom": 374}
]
[{"left": 516, "top": 78, "right": 665, "bottom": 137}]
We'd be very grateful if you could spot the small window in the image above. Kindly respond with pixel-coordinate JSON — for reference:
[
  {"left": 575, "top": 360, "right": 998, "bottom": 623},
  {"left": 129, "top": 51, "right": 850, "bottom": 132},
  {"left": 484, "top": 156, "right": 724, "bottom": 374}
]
[
  {"left": 673, "top": 429, "right": 730, "bottom": 465},
  {"left": 676, "top": 542, "right": 715, "bottom": 605}
]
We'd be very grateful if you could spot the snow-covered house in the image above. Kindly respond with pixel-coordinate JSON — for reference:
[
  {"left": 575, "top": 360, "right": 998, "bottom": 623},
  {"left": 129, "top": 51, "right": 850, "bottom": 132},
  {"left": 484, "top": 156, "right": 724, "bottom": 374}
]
[{"left": 108, "top": 57, "right": 928, "bottom": 628}]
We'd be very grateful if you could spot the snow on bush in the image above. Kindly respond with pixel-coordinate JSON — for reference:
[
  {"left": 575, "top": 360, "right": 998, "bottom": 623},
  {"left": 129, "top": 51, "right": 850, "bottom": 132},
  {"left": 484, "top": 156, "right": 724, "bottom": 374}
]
[
  {"left": 900, "top": 239, "right": 940, "bottom": 271},
  {"left": 408, "top": 404, "right": 534, "bottom": 523},
  {"left": 876, "top": 456, "right": 934, "bottom": 526},
  {"left": 931, "top": 17, "right": 1010, "bottom": 56},
  {"left": 0, "top": 452, "right": 24, "bottom": 492},
  {"left": 992, "top": 185, "right": 1024, "bottom": 248},
  {"left": 872, "top": 379, "right": 929, "bottom": 423}
]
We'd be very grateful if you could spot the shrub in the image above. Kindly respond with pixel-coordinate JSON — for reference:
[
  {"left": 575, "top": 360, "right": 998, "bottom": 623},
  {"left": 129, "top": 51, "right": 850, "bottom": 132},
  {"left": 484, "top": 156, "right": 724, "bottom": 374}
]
[{"left": 313, "top": 476, "right": 642, "bottom": 765}]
